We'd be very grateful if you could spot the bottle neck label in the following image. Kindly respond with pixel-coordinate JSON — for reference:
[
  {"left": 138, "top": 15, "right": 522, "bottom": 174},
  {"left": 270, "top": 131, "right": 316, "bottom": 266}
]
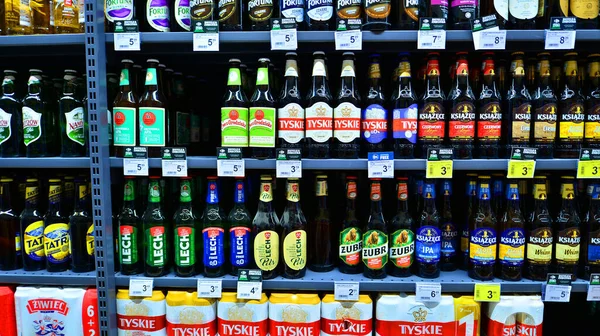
[
  {"left": 119, "top": 69, "right": 130, "bottom": 86},
  {"left": 149, "top": 182, "right": 161, "bottom": 203},
  {"left": 287, "top": 182, "right": 300, "bottom": 202},
  {"left": 478, "top": 183, "right": 490, "bottom": 200},
  {"left": 506, "top": 184, "right": 519, "bottom": 200},
  {"left": 397, "top": 182, "right": 408, "bottom": 200},
  {"left": 347, "top": 181, "right": 357, "bottom": 199},
  {"left": 235, "top": 181, "right": 245, "bottom": 204},
  {"left": 316, "top": 180, "right": 328, "bottom": 197},
  {"left": 312, "top": 59, "right": 327, "bottom": 77},
  {"left": 423, "top": 183, "right": 435, "bottom": 199},
  {"left": 145, "top": 68, "right": 158, "bottom": 86},
  {"left": 256, "top": 67, "right": 269, "bottom": 86},
  {"left": 180, "top": 181, "right": 192, "bottom": 203},
  {"left": 227, "top": 68, "right": 241, "bottom": 86},
  {"left": 206, "top": 181, "right": 219, "bottom": 204},
  {"left": 259, "top": 182, "right": 273, "bottom": 202},
  {"left": 370, "top": 183, "right": 381, "bottom": 201},
  {"left": 561, "top": 183, "right": 575, "bottom": 200}
]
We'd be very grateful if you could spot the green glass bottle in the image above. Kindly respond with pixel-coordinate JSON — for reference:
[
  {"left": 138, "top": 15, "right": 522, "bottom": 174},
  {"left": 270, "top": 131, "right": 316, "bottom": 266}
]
[
  {"left": 0, "top": 70, "right": 24, "bottom": 157},
  {"left": 118, "top": 177, "right": 143, "bottom": 275},
  {"left": 173, "top": 177, "right": 198, "bottom": 277},
  {"left": 59, "top": 69, "right": 87, "bottom": 157},
  {"left": 23, "top": 69, "right": 51, "bottom": 157},
  {"left": 143, "top": 177, "right": 168, "bottom": 277}
]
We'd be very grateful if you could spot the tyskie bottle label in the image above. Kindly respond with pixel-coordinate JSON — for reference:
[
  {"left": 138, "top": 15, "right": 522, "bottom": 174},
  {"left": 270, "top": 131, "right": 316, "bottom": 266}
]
[
  {"left": 334, "top": 102, "right": 361, "bottom": 143},
  {"left": 511, "top": 103, "right": 531, "bottom": 142},
  {"left": 588, "top": 229, "right": 600, "bottom": 263},
  {"left": 337, "top": 0, "right": 361, "bottom": 19},
  {"left": 339, "top": 227, "right": 362, "bottom": 266},
  {"left": 418, "top": 102, "right": 445, "bottom": 140},
  {"left": 248, "top": 0, "right": 274, "bottom": 22},
  {"left": 306, "top": 102, "right": 333, "bottom": 143},
  {"left": 230, "top": 226, "right": 251, "bottom": 267},
  {"left": 24, "top": 220, "right": 45, "bottom": 261},
  {"left": 191, "top": 0, "right": 215, "bottom": 20},
  {"left": 559, "top": 104, "right": 585, "bottom": 140},
  {"left": 119, "top": 225, "right": 138, "bottom": 265},
  {"left": 499, "top": 228, "right": 525, "bottom": 266},
  {"left": 278, "top": 103, "right": 304, "bottom": 144},
  {"left": 585, "top": 104, "right": 600, "bottom": 140},
  {"left": 146, "top": 226, "right": 167, "bottom": 266},
  {"left": 175, "top": 0, "right": 191, "bottom": 30},
  {"left": 175, "top": 227, "right": 195, "bottom": 267},
  {"left": 65, "top": 107, "right": 85, "bottom": 146},
  {"left": 469, "top": 227, "right": 497, "bottom": 265},
  {"left": 477, "top": 102, "right": 502, "bottom": 140},
  {"left": 362, "top": 230, "right": 388, "bottom": 269},
  {"left": 449, "top": 102, "right": 475, "bottom": 140},
  {"left": 44, "top": 223, "right": 70, "bottom": 265},
  {"left": 533, "top": 103, "right": 557, "bottom": 142},
  {"left": 390, "top": 229, "right": 414, "bottom": 268},
  {"left": 113, "top": 107, "right": 137, "bottom": 146},
  {"left": 0, "top": 108, "right": 12, "bottom": 145},
  {"left": 281, "top": 0, "right": 305, "bottom": 22},
  {"left": 283, "top": 229, "right": 307, "bottom": 270},
  {"left": 362, "top": 104, "right": 388, "bottom": 144},
  {"left": 221, "top": 107, "right": 249, "bottom": 147},
  {"left": 364, "top": 0, "right": 391, "bottom": 20},
  {"left": 307, "top": 0, "right": 334, "bottom": 21},
  {"left": 105, "top": 0, "right": 134, "bottom": 21},
  {"left": 139, "top": 107, "right": 166, "bottom": 146},
  {"left": 556, "top": 227, "right": 581, "bottom": 262},
  {"left": 254, "top": 230, "right": 279, "bottom": 271},
  {"left": 441, "top": 222, "right": 457, "bottom": 257},
  {"left": 509, "top": 0, "right": 538, "bottom": 19},
  {"left": 392, "top": 104, "right": 418, "bottom": 143},
  {"left": 527, "top": 226, "right": 553, "bottom": 263},
  {"left": 249, "top": 107, "right": 276, "bottom": 147},
  {"left": 415, "top": 226, "right": 441, "bottom": 263},
  {"left": 22, "top": 107, "right": 42, "bottom": 146},
  {"left": 146, "top": 0, "right": 171, "bottom": 32},
  {"left": 203, "top": 227, "right": 225, "bottom": 268}
]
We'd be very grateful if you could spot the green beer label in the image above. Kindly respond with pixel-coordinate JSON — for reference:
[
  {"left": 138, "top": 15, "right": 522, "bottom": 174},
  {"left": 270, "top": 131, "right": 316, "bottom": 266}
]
[
  {"left": 139, "top": 107, "right": 166, "bottom": 146},
  {"left": 149, "top": 182, "right": 161, "bottom": 203},
  {"left": 389, "top": 229, "right": 415, "bottom": 268},
  {"left": 249, "top": 107, "right": 275, "bottom": 147},
  {"left": 22, "top": 107, "right": 42, "bottom": 146},
  {"left": 175, "top": 226, "right": 195, "bottom": 267},
  {"left": 362, "top": 229, "right": 388, "bottom": 270},
  {"left": 0, "top": 108, "right": 12, "bottom": 145},
  {"left": 256, "top": 67, "right": 269, "bottom": 85},
  {"left": 176, "top": 111, "right": 191, "bottom": 145},
  {"left": 120, "top": 69, "right": 130, "bottom": 86},
  {"left": 227, "top": 68, "right": 242, "bottom": 86},
  {"left": 221, "top": 107, "right": 249, "bottom": 147},
  {"left": 124, "top": 180, "right": 135, "bottom": 201},
  {"left": 113, "top": 107, "right": 137, "bottom": 146},
  {"left": 145, "top": 68, "right": 158, "bottom": 86},
  {"left": 339, "top": 227, "right": 362, "bottom": 266},
  {"left": 145, "top": 226, "right": 167, "bottom": 266},
  {"left": 65, "top": 107, "right": 85, "bottom": 146}
]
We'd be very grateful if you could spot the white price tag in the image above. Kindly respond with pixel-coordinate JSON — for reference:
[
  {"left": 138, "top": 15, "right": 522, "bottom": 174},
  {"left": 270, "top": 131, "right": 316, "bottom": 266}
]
[
  {"left": 276, "top": 160, "right": 302, "bottom": 178},
  {"left": 217, "top": 159, "right": 245, "bottom": 177},
  {"left": 197, "top": 280, "right": 223, "bottom": 298},
  {"left": 587, "top": 285, "right": 600, "bottom": 301},
  {"left": 162, "top": 159, "right": 188, "bottom": 177},
  {"left": 334, "top": 282, "right": 359, "bottom": 301},
  {"left": 368, "top": 160, "right": 393, "bottom": 178},
  {"left": 544, "top": 30, "right": 576, "bottom": 50},
  {"left": 193, "top": 33, "right": 220, "bottom": 51},
  {"left": 474, "top": 30, "right": 506, "bottom": 50},
  {"left": 544, "top": 284, "right": 571, "bottom": 302},
  {"left": 271, "top": 28, "right": 297, "bottom": 50},
  {"left": 418, "top": 30, "right": 446, "bottom": 49},
  {"left": 123, "top": 158, "right": 149, "bottom": 176},
  {"left": 129, "top": 278, "right": 153, "bottom": 297},
  {"left": 237, "top": 281, "right": 262, "bottom": 300},
  {"left": 335, "top": 30, "right": 362, "bottom": 50},
  {"left": 416, "top": 283, "right": 442, "bottom": 302},
  {"left": 114, "top": 32, "right": 141, "bottom": 51}
]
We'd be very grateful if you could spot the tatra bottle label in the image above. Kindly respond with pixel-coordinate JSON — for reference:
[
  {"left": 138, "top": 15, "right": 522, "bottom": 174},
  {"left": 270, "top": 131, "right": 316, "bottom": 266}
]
[
  {"left": 570, "top": 0, "right": 599, "bottom": 19},
  {"left": 339, "top": 227, "right": 362, "bottom": 266},
  {"left": 364, "top": 0, "right": 391, "bottom": 19},
  {"left": 175, "top": 227, "right": 195, "bottom": 267},
  {"left": 469, "top": 227, "right": 497, "bottom": 265},
  {"left": 556, "top": 227, "right": 581, "bottom": 262},
  {"left": 281, "top": 0, "right": 305, "bottom": 22},
  {"left": 119, "top": 225, "right": 138, "bottom": 265},
  {"left": 278, "top": 103, "right": 304, "bottom": 144},
  {"left": 254, "top": 230, "right": 279, "bottom": 271},
  {"left": 139, "top": 107, "right": 166, "bottom": 146},
  {"left": 441, "top": 223, "right": 457, "bottom": 258},
  {"left": 393, "top": 104, "right": 418, "bottom": 143},
  {"left": 337, "top": 0, "right": 361, "bottom": 19},
  {"left": 499, "top": 228, "right": 525, "bottom": 266},
  {"left": 191, "top": 0, "right": 215, "bottom": 20},
  {"left": 307, "top": 0, "right": 334, "bottom": 21},
  {"left": 248, "top": 0, "right": 274, "bottom": 21},
  {"left": 362, "top": 230, "right": 388, "bottom": 270},
  {"left": 418, "top": 102, "right": 445, "bottom": 140},
  {"left": 588, "top": 229, "right": 600, "bottom": 263},
  {"left": 477, "top": 102, "right": 502, "bottom": 140},
  {"left": 527, "top": 227, "right": 553, "bottom": 262},
  {"left": 390, "top": 229, "right": 414, "bottom": 268},
  {"left": 221, "top": 107, "right": 249, "bottom": 147},
  {"left": 415, "top": 226, "right": 441, "bottom": 263},
  {"left": 146, "top": 226, "right": 167, "bottom": 266},
  {"left": 533, "top": 103, "right": 557, "bottom": 142},
  {"left": 146, "top": 0, "right": 171, "bottom": 32},
  {"left": 559, "top": 104, "right": 585, "bottom": 139},
  {"left": 203, "top": 227, "right": 225, "bottom": 268},
  {"left": 249, "top": 107, "right": 276, "bottom": 147},
  {"left": 283, "top": 230, "right": 307, "bottom": 270},
  {"left": 105, "top": 0, "right": 134, "bottom": 21},
  {"left": 449, "top": 102, "right": 476, "bottom": 139},
  {"left": 334, "top": 102, "right": 361, "bottom": 143},
  {"left": 511, "top": 103, "right": 531, "bottom": 142},
  {"left": 509, "top": 0, "right": 538, "bottom": 19},
  {"left": 306, "top": 102, "right": 333, "bottom": 143},
  {"left": 44, "top": 223, "right": 70, "bottom": 264},
  {"left": 0, "top": 108, "right": 12, "bottom": 145},
  {"left": 585, "top": 104, "right": 600, "bottom": 139},
  {"left": 113, "top": 107, "right": 137, "bottom": 146},
  {"left": 24, "top": 220, "right": 45, "bottom": 261}
]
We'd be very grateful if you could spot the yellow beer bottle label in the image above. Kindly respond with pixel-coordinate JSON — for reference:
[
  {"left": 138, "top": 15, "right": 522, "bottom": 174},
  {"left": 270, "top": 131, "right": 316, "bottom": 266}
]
[
  {"left": 87, "top": 224, "right": 95, "bottom": 256},
  {"left": 259, "top": 183, "right": 273, "bottom": 202},
  {"left": 526, "top": 227, "right": 553, "bottom": 262},
  {"left": 570, "top": 0, "right": 599, "bottom": 19},
  {"left": 26, "top": 186, "right": 39, "bottom": 200},
  {"left": 24, "top": 221, "right": 45, "bottom": 260},
  {"left": 254, "top": 230, "right": 279, "bottom": 271},
  {"left": 44, "top": 223, "right": 71, "bottom": 264},
  {"left": 555, "top": 227, "right": 580, "bottom": 262},
  {"left": 283, "top": 230, "right": 306, "bottom": 271}
]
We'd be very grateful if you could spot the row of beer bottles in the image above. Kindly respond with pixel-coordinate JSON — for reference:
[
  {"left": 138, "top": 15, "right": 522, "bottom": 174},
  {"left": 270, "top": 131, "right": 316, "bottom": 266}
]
[
  {"left": 1, "top": 0, "right": 85, "bottom": 35},
  {"left": 0, "top": 176, "right": 94, "bottom": 273},
  {"left": 0, "top": 69, "right": 89, "bottom": 158}
]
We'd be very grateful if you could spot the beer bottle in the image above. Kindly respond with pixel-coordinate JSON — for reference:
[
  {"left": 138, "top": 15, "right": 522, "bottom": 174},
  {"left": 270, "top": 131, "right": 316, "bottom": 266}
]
[
  {"left": 222, "top": 59, "right": 249, "bottom": 149},
  {"left": 396, "top": 0, "right": 419, "bottom": 29},
  {"left": 440, "top": 180, "right": 457, "bottom": 271},
  {"left": 477, "top": 53, "right": 502, "bottom": 159},
  {"left": 492, "top": 175, "right": 504, "bottom": 216},
  {"left": 362, "top": 54, "right": 388, "bottom": 155},
  {"left": 139, "top": 59, "right": 169, "bottom": 158},
  {"left": 363, "top": 178, "right": 388, "bottom": 279},
  {"left": 450, "top": 0, "right": 477, "bottom": 29},
  {"left": 339, "top": 176, "right": 362, "bottom": 274},
  {"left": 555, "top": 176, "right": 581, "bottom": 281},
  {"left": 571, "top": 0, "right": 598, "bottom": 28},
  {"left": 507, "top": 0, "right": 537, "bottom": 28},
  {"left": 247, "top": 0, "right": 277, "bottom": 30},
  {"left": 32, "top": 0, "right": 52, "bottom": 33},
  {"left": 55, "top": 0, "right": 81, "bottom": 33},
  {"left": 498, "top": 183, "right": 526, "bottom": 281},
  {"left": 525, "top": 176, "right": 553, "bottom": 281},
  {"left": 504, "top": 52, "right": 532, "bottom": 157},
  {"left": 362, "top": 0, "right": 391, "bottom": 30},
  {"left": 419, "top": 0, "right": 447, "bottom": 19},
  {"left": 5, "top": 0, "right": 33, "bottom": 34},
  {"left": 471, "top": 65, "right": 481, "bottom": 100},
  {"left": 144, "top": 0, "right": 171, "bottom": 31},
  {"left": 169, "top": 72, "right": 190, "bottom": 147},
  {"left": 173, "top": 0, "right": 191, "bottom": 31},
  {"left": 281, "top": 0, "right": 305, "bottom": 28},
  {"left": 173, "top": 177, "right": 198, "bottom": 277},
  {"left": 337, "top": 0, "right": 361, "bottom": 25},
  {"left": 252, "top": 175, "right": 280, "bottom": 279},
  {"left": 418, "top": 53, "right": 446, "bottom": 159},
  {"left": 306, "top": 52, "right": 334, "bottom": 159},
  {"left": 63, "top": 176, "right": 75, "bottom": 216},
  {"left": 586, "top": 54, "right": 600, "bottom": 149},
  {"left": 497, "top": 59, "right": 507, "bottom": 98},
  {"left": 468, "top": 176, "right": 497, "bottom": 281},
  {"left": 143, "top": 177, "right": 168, "bottom": 277},
  {"left": 105, "top": 0, "right": 136, "bottom": 31},
  {"left": 218, "top": 0, "right": 243, "bottom": 30},
  {"left": 280, "top": 178, "right": 307, "bottom": 278},
  {"left": 388, "top": 177, "right": 415, "bottom": 277},
  {"left": 70, "top": 178, "right": 94, "bottom": 273},
  {"left": 526, "top": 58, "right": 537, "bottom": 96},
  {"left": 449, "top": 52, "right": 476, "bottom": 160},
  {"left": 309, "top": 175, "right": 334, "bottom": 272},
  {"left": 21, "top": 179, "right": 45, "bottom": 271},
  {"left": 414, "top": 181, "right": 441, "bottom": 278},
  {"left": 415, "top": 177, "right": 424, "bottom": 217},
  {"left": 585, "top": 184, "right": 600, "bottom": 278},
  {"left": 391, "top": 53, "right": 418, "bottom": 159},
  {"left": 118, "top": 177, "right": 143, "bottom": 275},
  {"left": 249, "top": 59, "right": 276, "bottom": 159},
  {"left": 0, "top": 70, "right": 24, "bottom": 157},
  {"left": 531, "top": 52, "right": 558, "bottom": 159},
  {"left": 461, "top": 174, "right": 477, "bottom": 271},
  {"left": 306, "top": 0, "right": 334, "bottom": 30},
  {"left": 333, "top": 52, "right": 361, "bottom": 159},
  {"left": 23, "top": 70, "right": 51, "bottom": 158},
  {"left": 43, "top": 179, "right": 70, "bottom": 272},
  {"left": 556, "top": 53, "right": 585, "bottom": 159},
  {"left": 202, "top": 177, "right": 227, "bottom": 277},
  {"left": 0, "top": 178, "right": 21, "bottom": 270},
  {"left": 551, "top": 58, "right": 563, "bottom": 92},
  {"left": 229, "top": 178, "right": 252, "bottom": 276},
  {"left": 59, "top": 70, "right": 86, "bottom": 157},
  {"left": 278, "top": 52, "right": 304, "bottom": 150}
]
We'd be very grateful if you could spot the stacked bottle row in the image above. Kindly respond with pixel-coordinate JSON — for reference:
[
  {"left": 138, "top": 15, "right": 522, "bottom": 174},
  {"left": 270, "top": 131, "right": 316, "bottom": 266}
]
[
  {"left": 1, "top": 0, "right": 85, "bottom": 35},
  {"left": 103, "top": 0, "right": 600, "bottom": 32},
  {"left": 0, "top": 175, "right": 95, "bottom": 273},
  {"left": 0, "top": 69, "right": 89, "bottom": 157}
]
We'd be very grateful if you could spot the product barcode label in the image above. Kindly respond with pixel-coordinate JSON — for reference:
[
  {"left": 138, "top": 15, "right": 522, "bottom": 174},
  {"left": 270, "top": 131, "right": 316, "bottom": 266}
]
[
  {"left": 237, "top": 281, "right": 262, "bottom": 300},
  {"left": 334, "top": 282, "right": 360, "bottom": 301},
  {"left": 544, "top": 284, "right": 571, "bottom": 302},
  {"left": 474, "top": 283, "right": 501, "bottom": 302},
  {"left": 507, "top": 160, "right": 535, "bottom": 178}
]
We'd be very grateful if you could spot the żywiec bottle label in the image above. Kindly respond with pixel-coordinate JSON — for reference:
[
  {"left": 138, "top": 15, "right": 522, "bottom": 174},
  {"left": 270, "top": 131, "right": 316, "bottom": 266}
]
[
  {"left": 254, "top": 230, "right": 279, "bottom": 271},
  {"left": 175, "top": 226, "right": 195, "bottom": 267},
  {"left": 585, "top": 104, "right": 600, "bottom": 140},
  {"left": 283, "top": 230, "right": 306, "bottom": 270},
  {"left": 418, "top": 102, "right": 445, "bottom": 141},
  {"left": 477, "top": 102, "right": 502, "bottom": 140},
  {"left": 221, "top": 107, "right": 249, "bottom": 147},
  {"left": 336, "top": 0, "right": 361, "bottom": 19},
  {"left": 146, "top": 226, "right": 167, "bottom": 266},
  {"left": 555, "top": 227, "right": 581, "bottom": 262},
  {"left": 230, "top": 226, "right": 251, "bottom": 267},
  {"left": 306, "top": 102, "right": 333, "bottom": 143},
  {"left": 105, "top": 0, "right": 134, "bottom": 21},
  {"left": 527, "top": 226, "right": 553, "bottom": 263},
  {"left": 390, "top": 229, "right": 414, "bottom": 268},
  {"left": 307, "top": 0, "right": 333, "bottom": 21},
  {"left": 364, "top": 0, "right": 391, "bottom": 20},
  {"left": 139, "top": 107, "right": 166, "bottom": 146},
  {"left": 22, "top": 107, "right": 42, "bottom": 146},
  {"left": 469, "top": 227, "right": 497, "bottom": 266},
  {"left": 24, "top": 220, "right": 45, "bottom": 261},
  {"left": 175, "top": 0, "right": 191, "bottom": 30},
  {"left": 508, "top": 0, "right": 538, "bottom": 19},
  {"left": 339, "top": 227, "right": 362, "bottom": 266},
  {"left": 86, "top": 224, "right": 94, "bottom": 256},
  {"left": 119, "top": 225, "right": 138, "bottom": 265},
  {"left": 588, "top": 228, "right": 600, "bottom": 263},
  {"left": 203, "top": 227, "right": 225, "bottom": 268},
  {"left": 333, "top": 102, "right": 360, "bottom": 143},
  {"left": 362, "top": 230, "right": 388, "bottom": 270},
  {"left": 392, "top": 104, "right": 418, "bottom": 143},
  {"left": 281, "top": 0, "right": 305, "bottom": 22},
  {"left": 44, "top": 223, "right": 70, "bottom": 264},
  {"left": 113, "top": 107, "right": 137, "bottom": 146},
  {"left": 415, "top": 226, "right": 441, "bottom": 264},
  {"left": 65, "top": 107, "right": 85, "bottom": 146},
  {"left": 248, "top": 0, "right": 274, "bottom": 21},
  {"left": 559, "top": 104, "right": 585, "bottom": 140},
  {"left": 570, "top": 0, "right": 599, "bottom": 19},
  {"left": 278, "top": 103, "right": 304, "bottom": 144},
  {"left": 533, "top": 103, "right": 557, "bottom": 142},
  {"left": 511, "top": 103, "right": 531, "bottom": 142},
  {"left": 0, "top": 108, "right": 12, "bottom": 145},
  {"left": 441, "top": 223, "right": 457, "bottom": 258},
  {"left": 362, "top": 104, "right": 388, "bottom": 144},
  {"left": 249, "top": 107, "right": 275, "bottom": 147},
  {"left": 191, "top": 0, "right": 214, "bottom": 20},
  {"left": 499, "top": 227, "right": 525, "bottom": 266},
  {"left": 449, "top": 102, "right": 476, "bottom": 140},
  {"left": 146, "top": 0, "right": 171, "bottom": 32}
]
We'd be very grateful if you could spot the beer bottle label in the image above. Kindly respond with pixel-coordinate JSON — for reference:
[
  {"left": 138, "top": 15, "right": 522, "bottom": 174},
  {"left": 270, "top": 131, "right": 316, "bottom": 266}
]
[
  {"left": 260, "top": 182, "right": 273, "bottom": 202},
  {"left": 337, "top": 0, "right": 361, "bottom": 19},
  {"left": 249, "top": 107, "right": 276, "bottom": 148},
  {"left": 390, "top": 229, "right": 414, "bottom": 268},
  {"left": 498, "top": 228, "right": 525, "bottom": 266},
  {"left": 333, "top": 103, "right": 360, "bottom": 143},
  {"left": 307, "top": 0, "right": 334, "bottom": 21},
  {"left": 24, "top": 220, "right": 45, "bottom": 261},
  {"left": 585, "top": 104, "right": 600, "bottom": 139},
  {"left": 508, "top": 0, "right": 538, "bottom": 20},
  {"left": 65, "top": 107, "right": 86, "bottom": 146},
  {"left": 526, "top": 227, "right": 552, "bottom": 263},
  {"left": 44, "top": 223, "right": 71, "bottom": 264},
  {"left": 555, "top": 227, "right": 580, "bottom": 262},
  {"left": 175, "top": 0, "right": 191, "bottom": 30},
  {"left": 105, "top": 0, "right": 134, "bottom": 21},
  {"left": 139, "top": 107, "right": 167, "bottom": 147},
  {"left": 469, "top": 227, "right": 497, "bottom": 265},
  {"left": 175, "top": 111, "right": 191, "bottom": 145},
  {"left": 306, "top": 102, "right": 333, "bottom": 143},
  {"left": 449, "top": 102, "right": 475, "bottom": 140},
  {"left": 248, "top": 0, "right": 274, "bottom": 21},
  {"left": 203, "top": 227, "right": 225, "bottom": 268},
  {"left": 15, "top": 232, "right": 21, "bottom": 256},
  {"left": 283, "top": 230, "right": 307, "bottom": 270},
  {"left": 588, "top": 228, "right": 600, "bottom": 263},
  {"left": 493, "top": 0, "right": 508, "bottom": 20},
  {"left": 558, "top": 103, "right": 585, "bottom": 140},
  {"left": 533, "top": 103, "right": 557, "bottom": 142},
  {"left": 392, "top": 104, "right": 418, "bottom": 143},
  {"left": 477, "top": 102, "right": 502, "bottom": 140},
  {"left": 86, "top": 224, "right": 94, "bottom": 256},
  {"left": 191, "top": 0, "right": 214, "bottom": 20},
  {"left": 22, "top": 107, "right": 42, "bottom": 146},
  {"left": 146, "top": 0, "right": 171, "bottom": 32},
  {"left": 417, "top": 102, "right": 445, "bottom": 141},
  {"left": 0, "top": 108, "right": 12, "bottom": 145},
  {"left": 221, "top": 107, "right": 249, "bottom": 147},
  {"left": 450, "top": 0, "right": 476, "bottom": 19},
  {"left": 364, "top": 0, "right": 391, "bottom": 19},
  {"left": 175, "top": 226, "right": 195, "bottom": 267},
  {"left": 362, "top": 230, "right": 388, "bottom": 270},
  {"left": 362, "top": 104, "right": 388, "bottom": 144},
  {"left": 510, "top": 103, "right": 531, "bottom": 142},
  {"left": 339, "top": 227, "right": 362, "bottom": 266},
  {"left": 146, "top": 226, "right": 167, "bottom": 266},
  {"left": 119, "top": 225, "right": 138, "bottom": 265},
  {"left": 441, "top": 223, "right": 457, "bottom": 258},
  {"left": 218, "top": 0, "right": 237, "bottom": 21},
  {"left": 230, "top": 226, "right": 251, "bottom": 267},
  {"left": 415, "top": 226, "right": 441, "bottom": 264},
  {"left": 281, "top": 0, "right": 305, "bottom": 22},
  {"left": 278, "top": 103, "right": 305, "bottom": 145},
  {"left": 570, "top": 0, "right": 599, "bottom": 19},
  {"left": 254, "top": 230, "right": 279, "bottom": 271}
]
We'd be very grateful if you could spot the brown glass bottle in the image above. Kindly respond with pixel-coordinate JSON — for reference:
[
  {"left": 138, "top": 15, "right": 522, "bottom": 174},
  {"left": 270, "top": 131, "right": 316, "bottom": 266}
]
[
  {"left": 391, "top": 53, "right": 418, "bottom": 159},
  {"left": 415, "top": 181, "right": 441, "bottom": 278},
  {"left": 477, "top": 53, "right": 502, "bottom": 159},
  {"left": 252, "top": 175, "right": 280, "bottom": 280},
  {"left": 417, "top": 53, "right": 446, "bottom": 159},
  {"left": 334, "top": 52, "right": 361, "bottom": 159},
  {"left": 339, "top": 176, "right": 362, "bottom": 274},
  {"left": 504, "top": 52, "right": 532, "bottom": 158},
  {"left": 250, "top": 58, "right": 276, "bottom": 159},
  {"left": 556, "top": 53, "right": 585, "bottom": 158},
  {"left": 278, "top": 53, "right": 304, "bottom": 151},
  {"left": 468, "top": 176, "right": 497, "bottom": 281},
  {"left": 395, "top": 0, "right": 419, "bottom": 29},
  {"left": 440, "top": 180, "right": 457, "bottom": 271},
  {"left": 531, "top": 53, "right": 558, "bottom": 159},
  {"left": 526, "top": 176, "right": 554, "bottom": 281},
  {"left": 388, "top": 177, "right": 414, "bottom": 277},
  {"left": 306, "top": 52, "right": 333, "bottom": 159},
  {"left": 449, "top": 52, "right": 476, "bottom": 160},
  {"left": 586, "top": 54, "right": 600, "bottom": 149},
  {"left": 0, "top": 178, "right": 21, "bottom": 270},
  {"left": 309, "top": 175, "right": 334, "bottom": 272},
  {"left": 32, "top": 0, "right": 52, "bottom": 34},
  {"left": 554, "top": 176, "right": 581, "bottom": 281},
  {"left": 170, "top": 72, "right": 190, "bottom": 148},
  {"left": 498, "top": 183, "right": 525, "bottom": 281},
  {"left": 280, "top": 178, "right": 307, "bottom": 279},
  {"left": 139, "top": 59, "right": 169, "bottom": 158},
  {"left": 363, "top": 178, "right": 388, "bottom": 279},
  {"left": 218, "top": 0, "right": 243, "bottom": 30},
  {"left": 526, "top": 58, "right": 537, "bottom": 95}
]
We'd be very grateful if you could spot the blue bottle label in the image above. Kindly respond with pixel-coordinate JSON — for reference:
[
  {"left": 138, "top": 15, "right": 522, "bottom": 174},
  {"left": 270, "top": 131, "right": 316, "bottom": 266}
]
[
  {"left": 469, "top": 227, "right": 497, "bottom": 266},
  {"left": 392, "top": 104, "right": 418, "bottom": 143},
  {"left": 235, "top": 181, "right": 245, "bottom": 204},
  {"left": 230, "top": 226, "right": 251, "bottom": 268},
  {"left": 441, "top": 222, "right": 457, "bottom": 257},
  {"left": 206, "top": 181, "right": 219, "bottom": 204},
  {"left": 203, "top": 227, "right": 225, "bottom": 268},
  {"left": 588, "top": 229, "right": 600, "bottom": 263},
  {"left": 362, "top": 104, "right": 388, "bottom": 144},
  {"left": 499, "top": 227, "right": 525, "bottom": 266},
  {"left": 281, "top": 0, "right": 305, "bottom": 22},
  {"left": 415, "top": 225, "right": 441, "bottom": 263}
]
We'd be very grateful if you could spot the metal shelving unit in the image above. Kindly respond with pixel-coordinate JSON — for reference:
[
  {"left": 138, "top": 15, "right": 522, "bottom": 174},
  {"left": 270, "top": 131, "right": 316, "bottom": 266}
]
[
  {"left": 0, "top": 270, "right": 96, "bottom": 286},
  {"left": 0, "top": 157, "right": 90, "bottom": 168},
  {"left": 0, "top": 33, "right": 84, "bottom": 46}
]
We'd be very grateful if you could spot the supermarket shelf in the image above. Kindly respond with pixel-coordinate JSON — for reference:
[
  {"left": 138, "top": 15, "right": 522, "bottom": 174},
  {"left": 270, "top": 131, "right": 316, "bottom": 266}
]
[
  {"left": 110, "top": 157, "right": 578, "bottom": 170},
  {"left": 0, "top": 269, "right": 97, "bottom": 286},
  {"left": 0, "top": 33, "right": 85, "bottom": 46},
  {"left": 0, "top": 157, "right": 90, "bottom": 168},
  {"left": 116, "top": 269, "right": 589, "bottom": 292}
]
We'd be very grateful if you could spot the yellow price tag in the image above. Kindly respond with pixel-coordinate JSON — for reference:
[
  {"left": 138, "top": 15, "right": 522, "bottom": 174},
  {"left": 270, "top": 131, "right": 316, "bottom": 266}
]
[
  {"left": 507, "top": 160, "right": 535, "bottom": 178},
  {"left": 426, "top": 160, "right": 453, "bottom": 179},
  {"left": 577, "top": 160, "right": 600, "bottom": 178},
  {"left": 474, "top": 283, "right": 501, "bottom": 302}
]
